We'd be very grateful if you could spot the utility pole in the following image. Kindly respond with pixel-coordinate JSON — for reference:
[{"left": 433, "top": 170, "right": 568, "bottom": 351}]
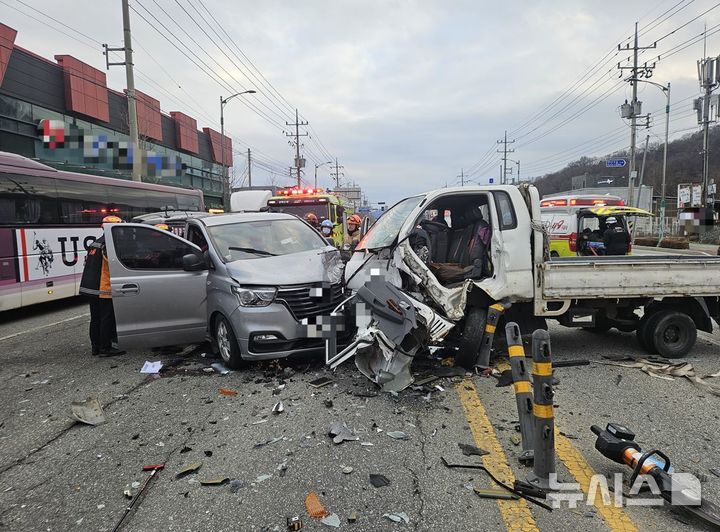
[
  {"left": 330, "top": 158, "right": 344, "bottom": 188},
  {"left": 285, "top": 109, "right": 308, "bottom": 188},
  {"left": 458, "top": 168, "right": 465, "bottom": 186},
  {"left": 247, "top": 148, "right": 252, "bottom": 187},
  {"left": 697, "top": 54, "right": 719, "bottom": 207},
  {"left": 618, "top": 22, "right": 656, "bottom": 206},
  {"left": 516, "top": 160, "right": 520, "bottom": 183},
  {"left": 103, "top": 0, "right": 141, "bottom": 181},
  {"left": 497, "top": 130, "right": 515, "bottom": 184}
]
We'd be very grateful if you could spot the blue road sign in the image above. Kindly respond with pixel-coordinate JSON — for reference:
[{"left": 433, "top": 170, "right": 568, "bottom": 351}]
[{"left": 606, "top": 159, "right": 627, "bottom": 168}]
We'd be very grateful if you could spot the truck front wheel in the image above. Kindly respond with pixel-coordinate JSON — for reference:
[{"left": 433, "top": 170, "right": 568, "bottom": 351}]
[
  {"left": 650, "top": 310, "right": 697, "bottom": 359},
  {"left": 456, "top": 307, "right": 488, "bottom": 370}
]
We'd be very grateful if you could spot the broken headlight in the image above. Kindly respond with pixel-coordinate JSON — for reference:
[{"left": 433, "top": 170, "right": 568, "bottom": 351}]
[{"left": 231, "top": 285, "right": 277, "bottom": 307}]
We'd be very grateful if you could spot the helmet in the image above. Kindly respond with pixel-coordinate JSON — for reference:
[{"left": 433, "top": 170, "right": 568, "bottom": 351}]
[
  {"left": 304, "top": 213, "right": 318, "bottom": 224},
  {"left": 348, "top": 214, "right": 362, "bottom": 225},
  {"left": 321, "top": 219, "right": 334, "bottom": 228},
  {"left": 606, "top": 216, "right": 617, "bottom": 224}
]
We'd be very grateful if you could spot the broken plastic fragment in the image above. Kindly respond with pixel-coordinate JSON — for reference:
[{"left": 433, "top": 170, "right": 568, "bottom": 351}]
[
  {"left": 458, "top": 443, "right": 489, "bottom": 457},
  {"left": 320, "top": 513, "right": 341, "bottom": 528},
  {"left": 347, "top": 511, "right": 358, "bottom": 523},
  {"left": 219, "top": 388, "right": 238, "bottom": 396},
  {"left": 387, "top": 431, "right": 410, "bottom": 440},
  {"left": 210, "top": 362, "right": 231, "bottom": 375},
  {"left": 140, "top": 361, "right": 163, "bottom": 374},
  {"left": 342, "top": 466, "right": 354, "bottom": 474},
  {"left": 272, "top": 401, "right": 285, "bottom": 415},
  {"left": 254, "top": 474, "right": 272, "bottom": 483},
  {"left": 176, "top": 462, "right": 202, "bottom": 478},
  {"left": 200, "top": 477, "right": 229, "bottom": 486},
  {"left": 70, "top": 397, "right": 105, "bottom": 426},
  {"left": 328, "top": 421, "right": 359, "bottom": 444},
  {"left": 382, "top": 512, "right": 410, "bottom": 524},
  {"left": 305, "top": 491, "right": 329, "bottom": 518},
  {"left": 369, "top": 474, "right": 390, "bottom": 488}
]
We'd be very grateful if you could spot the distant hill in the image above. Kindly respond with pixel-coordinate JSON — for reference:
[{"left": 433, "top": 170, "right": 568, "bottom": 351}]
[{"left": 532, "top": 126, "right": 720, "bottom": 198}]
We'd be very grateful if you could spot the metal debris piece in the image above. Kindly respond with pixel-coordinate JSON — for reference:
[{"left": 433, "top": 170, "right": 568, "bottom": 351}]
[
  {"left": 254, "top": 437, "right": 284, "bottom": 449},
  {"left": 200, "top": 477, "right": 229, "bottom": 486},
  {"left": 387, "top": 431, "right": 410, "bottom": 440},
  {"left": 320, "top": 513, "right": 341, "bottom": 528},
  {"left": 342, "top": 466, "right": 354, "bottom": 474},
  {"left": 309, "top": 377, "right": 334, "bottom": 388},
  {"left": 210, "top": 362, "right": 231, "bottom": 375},
  {"left": 458, "top": 443, "right": 489, "bottom": 457},
  {"left": 176, "top": 462, "right": 202, "bottom": 478},
  {"left": 287, "top": 516, "right": 303, "bottom": 530},
  {"left": 382, "top": 512, "right": 410, "bottom": 524},
  {"left": 219, "top": 388, "right": 238, "bottom": 396},
  {"left": 328, "top": 421, "right": 359, "bottom": 444},
  {"left": 305, "top": 491, "right": 329, "bottom": 518},
  {"left": 474, "top": 487, "right": 519, "bottom": 500},
  {"left": 369, "top": 474, "right": 390, "bottom": 488},
  {"left": 272, "top": 401, "right": 285, "bottom": 415},
  {"left": 70, "top": 397, "right": 105, "bottom": 426}
]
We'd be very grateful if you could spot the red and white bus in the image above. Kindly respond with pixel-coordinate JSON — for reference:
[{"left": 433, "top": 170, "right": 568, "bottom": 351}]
[{"left": 0, "top": 152, "right": 204, "bottom": 311}]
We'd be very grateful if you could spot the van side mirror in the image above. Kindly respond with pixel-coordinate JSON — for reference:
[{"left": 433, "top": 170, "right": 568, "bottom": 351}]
[{"left": 182, "top": 253, "right": 207, "bottom": 271}]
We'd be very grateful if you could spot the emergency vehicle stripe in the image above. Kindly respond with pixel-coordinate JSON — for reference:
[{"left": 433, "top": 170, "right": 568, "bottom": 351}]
[
  {"left": 19, "top": 229, "right": 29, "bottom": 282},
  {"left": 555, "top": 430, "right": 639, "bottom": 532},
  {"left": 508, "top": 345, "right": 525, "bottom": 358},
  {"left": 456, "top": 379, "right": 539, "bottom": 532}
]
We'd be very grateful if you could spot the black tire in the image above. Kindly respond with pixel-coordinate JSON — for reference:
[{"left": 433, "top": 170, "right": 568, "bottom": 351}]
[
  {"left": 456, "top": 307, "right": 488, "bottom": 370},
  {"left": 637, "top": 310, "right": 662, "bottom": 352},
  {"left": 649, "top": 310, "right": 697, "bottom": 359},
  {"left": 214, "top": 315, "right": 244, "bottom": 369}
]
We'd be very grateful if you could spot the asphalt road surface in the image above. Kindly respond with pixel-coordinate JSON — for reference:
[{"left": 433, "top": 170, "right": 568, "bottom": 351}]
[{"left": 1, "top": 298, "right": 720, "bottom": 532}]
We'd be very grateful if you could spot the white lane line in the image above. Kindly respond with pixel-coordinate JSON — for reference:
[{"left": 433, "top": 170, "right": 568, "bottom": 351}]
[{"left": 0, "top": 313, "right": 90, "bottom": 342}]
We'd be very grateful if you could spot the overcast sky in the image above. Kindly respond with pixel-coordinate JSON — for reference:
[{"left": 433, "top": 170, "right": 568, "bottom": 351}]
[{"left": 3, "top": 0, "right": 719, "bottom": 204}]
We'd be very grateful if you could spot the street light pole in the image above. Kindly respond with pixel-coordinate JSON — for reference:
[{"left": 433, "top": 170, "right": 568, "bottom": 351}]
[
  {"left": 220, "top": 90, "right": 256, "bottom": 209},
  {"left": 314, "top": 160, "right": 332, "bottom": 190}
]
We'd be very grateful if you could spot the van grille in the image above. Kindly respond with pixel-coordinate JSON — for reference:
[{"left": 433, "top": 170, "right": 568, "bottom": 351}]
[{"left": 276, "top": 282, "right": 345, "bottom": 321}]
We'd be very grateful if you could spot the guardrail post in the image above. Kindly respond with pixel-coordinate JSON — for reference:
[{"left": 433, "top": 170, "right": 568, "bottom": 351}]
[
  {"left": 526, "top": 329, "right": 555, "bottom": 490},
  {"left": 476, "top": 302, "right": 507, "bottom": 368},
  {"left": 505, "top": 322, "right": 534, "bottom": 465}
]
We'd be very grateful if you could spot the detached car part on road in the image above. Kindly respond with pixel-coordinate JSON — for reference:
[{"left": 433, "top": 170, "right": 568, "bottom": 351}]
[
  {"left": 333, "top": 184, "right": 720, "bottom": 390},
  {"left": 103, "top": 213, "right": 346, "bottom": 368}
]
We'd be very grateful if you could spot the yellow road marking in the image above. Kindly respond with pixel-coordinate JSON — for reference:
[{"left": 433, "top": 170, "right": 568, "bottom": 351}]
[
  {"left": 555, "top": 431, "right": 638, "bottom": 532},
  {"left": 456, "top": 379, "right": 539, "bottom": 532}
]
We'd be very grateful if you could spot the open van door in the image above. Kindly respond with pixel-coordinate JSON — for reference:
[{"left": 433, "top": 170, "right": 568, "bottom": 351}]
[{"left": 103, "top": 223, "right": 208, "bottom": 349}]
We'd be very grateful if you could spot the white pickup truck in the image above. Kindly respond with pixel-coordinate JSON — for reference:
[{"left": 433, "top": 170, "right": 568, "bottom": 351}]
[{"left": 341, "top": 184, "right": 720, "bottom": 380}]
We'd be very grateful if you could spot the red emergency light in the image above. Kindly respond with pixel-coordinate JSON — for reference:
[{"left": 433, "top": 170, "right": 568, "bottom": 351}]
[
  {"left": 278, "top": 187, "right": 324, "bottom": 196},
  {"left": 568, "top": 198, "right": 625, "bottom": 206},
  {"left": 540, "top": 199, "right": 567, "bottom": 207}
]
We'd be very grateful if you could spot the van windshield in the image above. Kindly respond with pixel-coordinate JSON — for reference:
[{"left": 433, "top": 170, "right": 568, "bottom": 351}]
[
  {"left": 357, "top": 196, "right": 424, "bottom": 250},
  {"left": 207, "top": 219, "right": 328, "bottom": 262}
]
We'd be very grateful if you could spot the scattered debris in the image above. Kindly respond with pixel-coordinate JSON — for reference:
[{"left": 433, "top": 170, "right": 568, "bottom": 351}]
[
  {"left": 140, "top": 361, "right": 163, "bottom": 374},
  {"left": 180, "top": 446, "right": 192, "bottom": 454},
  {"left": 309, "top": 377, "right": 334, "bottom": 388},
  {"left": 252, "top": 418, "right": 268, "bottom": 425},
  {"left": 272, "top": 401, "right": 285, "bottom": 415},
  {"left": 495, "top": 369, "right": 513, "bottom": 387},
  {"left": 434, "top": 384, "right": 445, "bottom": 392},
  {"left": 176, "top": 462, "right": 202, "bottom": 478},
  {"left": 123, "top": 481, "right": 140, "bottom": 498},
  {"left": 254, "top": 474, "right": 272, "bottom": 483},
  {"left": 200, "top": 477, "right": 229, "bottom": 486},
  {"left": 510, "top": 435, "right": 521, "bottom": 446},
  {"left": 210, "top": 362, "right": 232, "bottom": 375},
  {"left": 599, "top": 359, "right": 720, "bottom": 396},
  {"left": 287, "top": 516, "right": 303, "bottom": 530},
  {"left": 219, "top": 387, "right": 238, "bottom": 396},
  {"left": 254, "top": 437, "right": 284, "bottom": 449},
  {"left": 602, "top": 354, "right": 636, "bottom": 361},
  {"left": 342, "top": 466, "right": 354, "bottom": 474},
  {"left": 70, "top": 397, "right": 105, "bottom": 426},
  {"left": 347, "top": 511, "right": 358, "bottom": 523},
  {"left": 204, "top": 450, "right": 213, "bottom": 457},
  {"left": 229, "top": 479, "right": 246, "bottom": 493},
  {"left": 387, "top": 431, "right": 410, "bottom": 440},
  {"left": 320, "top": 513, "right": 341, "bottom": 528},
  {"left": 382, "top": 512, "right": 410, "bottom": 524},
  {"left": 202, "top": 367, "right": 214, "bottom": 374},
  {"left": 553, "top": 359, "right": 590, "bottom": 368},
  {"left": 710, "top": 468, "right": 720, "bottom": 478},
  {"left": 328, "top": 421, "right": 359, "bottom": 444},
  {"left": 360, "top": 442, "right": 374, "bottom": 447},
  {"left": 305, "top": 491, "right": 330, "bottom": 518},
  {"left": 414, "top": 375, "right": 439, "bottom": 386},
  {"left": 324, "top": 399, "right": 334, "bottom": 408},
  {"left": 369, "top": 474, "right": 390, "bottom": 488},
  {"left": 458, "top": 443, "right": 489, "bottom": 457},
  {"left": 614, "top": 374, "right": 623, "bottom": 386},
  {"left": 474, "top": 487, "right": 519, "bottom": 500}
]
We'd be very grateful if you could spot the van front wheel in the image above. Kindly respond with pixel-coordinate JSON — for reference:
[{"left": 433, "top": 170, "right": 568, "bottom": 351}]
[{"left": 215, "top": 316, "right": 244, "bottom": 369}]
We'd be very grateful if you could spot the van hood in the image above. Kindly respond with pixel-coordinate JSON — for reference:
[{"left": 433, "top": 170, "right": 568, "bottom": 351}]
[{"left": 226, "top": 247, "right": 343, "bottom": 286}]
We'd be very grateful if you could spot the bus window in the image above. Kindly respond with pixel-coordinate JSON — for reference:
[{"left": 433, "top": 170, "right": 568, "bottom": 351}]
[
  {"left": 55, "top": 179, "right": 109, "bottom": 225},
  {"left": 176, "top": 192, "right": 201, "bottom": 211},
  {"left": 0, "top": 173, "right": 59, "bottom": 224}
]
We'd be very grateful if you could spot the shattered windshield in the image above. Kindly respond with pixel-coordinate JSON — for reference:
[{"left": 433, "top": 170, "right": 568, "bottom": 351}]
[{"left": 357, "top": 196, "right": 424, "bottom": 250}]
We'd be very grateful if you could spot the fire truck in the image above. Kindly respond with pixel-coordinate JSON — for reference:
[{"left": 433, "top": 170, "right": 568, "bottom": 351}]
[{"left": 266, "top": 187, "right": 353, "bottom": 247}]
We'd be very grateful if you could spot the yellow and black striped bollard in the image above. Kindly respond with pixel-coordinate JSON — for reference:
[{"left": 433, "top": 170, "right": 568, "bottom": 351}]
[
  {"left": 505, "top": 322, "right": 535, "bottom": 465},
  {"left": 476, "top": 302, "right": 507, "bottom": 368}
]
